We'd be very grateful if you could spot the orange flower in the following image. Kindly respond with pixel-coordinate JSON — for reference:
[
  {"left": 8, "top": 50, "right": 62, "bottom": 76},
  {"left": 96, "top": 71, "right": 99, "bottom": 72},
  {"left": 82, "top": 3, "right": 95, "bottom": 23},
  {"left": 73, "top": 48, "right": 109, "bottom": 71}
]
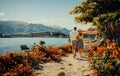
[
  {"left": 107, "top": 62, "right": 112, "bottom": 67},
  {"left": 19, "top": 64, "right": 24, "bottom": 68},
  {"left": 110, "top": 50, "right": 119, "bottom": 58},
  {"left": 106, "top": 39, "right": 110, "bottom": 45}
]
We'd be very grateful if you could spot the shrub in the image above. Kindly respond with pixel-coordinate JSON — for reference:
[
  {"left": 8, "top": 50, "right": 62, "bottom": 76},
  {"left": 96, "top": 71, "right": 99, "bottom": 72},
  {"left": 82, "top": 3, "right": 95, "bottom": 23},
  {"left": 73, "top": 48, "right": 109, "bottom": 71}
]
[
  {"left": 0, "top": 43, "right": 72, "bottom": 75},
  {"left": 0, "top": 52, "right": 33, "bottom": 76},
  {"left": 88, "top": 39, "right": 120, "bottom": 76}
]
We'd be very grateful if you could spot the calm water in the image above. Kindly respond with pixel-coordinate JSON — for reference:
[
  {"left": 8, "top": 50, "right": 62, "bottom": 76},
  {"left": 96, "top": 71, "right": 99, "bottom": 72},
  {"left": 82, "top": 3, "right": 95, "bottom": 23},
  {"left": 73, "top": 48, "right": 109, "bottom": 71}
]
[{"left": 0, "top": 38, "right": 69, "bottom": 54}]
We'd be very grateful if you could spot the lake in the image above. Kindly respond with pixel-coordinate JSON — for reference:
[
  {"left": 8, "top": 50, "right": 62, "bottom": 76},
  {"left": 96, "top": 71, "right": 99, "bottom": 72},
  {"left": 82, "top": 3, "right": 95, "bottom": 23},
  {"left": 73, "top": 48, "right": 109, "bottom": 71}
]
[{"left": 0, "top": 38, "right": 69, "bottom": 54}]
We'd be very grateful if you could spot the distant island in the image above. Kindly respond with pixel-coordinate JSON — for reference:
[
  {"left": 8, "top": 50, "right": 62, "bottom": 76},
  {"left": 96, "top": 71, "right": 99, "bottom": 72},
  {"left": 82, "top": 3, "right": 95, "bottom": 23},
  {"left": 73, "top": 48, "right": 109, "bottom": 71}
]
[{"left": 0, "top": 21, "right": 71, "bottom": 38}]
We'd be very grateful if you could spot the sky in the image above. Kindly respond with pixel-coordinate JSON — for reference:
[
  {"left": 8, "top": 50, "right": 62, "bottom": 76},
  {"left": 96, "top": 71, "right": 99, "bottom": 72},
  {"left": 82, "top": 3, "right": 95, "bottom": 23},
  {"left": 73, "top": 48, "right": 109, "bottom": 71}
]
[{"left": 0, "top": 0, "right": 92, "bottom": 30}]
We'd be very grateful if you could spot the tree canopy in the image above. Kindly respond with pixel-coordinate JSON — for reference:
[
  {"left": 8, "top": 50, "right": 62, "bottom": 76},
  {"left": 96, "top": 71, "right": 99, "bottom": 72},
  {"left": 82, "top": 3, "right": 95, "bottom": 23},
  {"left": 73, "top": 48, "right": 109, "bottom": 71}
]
[{"left": 70, "top": 0, "right": 120, "bottom": 30}]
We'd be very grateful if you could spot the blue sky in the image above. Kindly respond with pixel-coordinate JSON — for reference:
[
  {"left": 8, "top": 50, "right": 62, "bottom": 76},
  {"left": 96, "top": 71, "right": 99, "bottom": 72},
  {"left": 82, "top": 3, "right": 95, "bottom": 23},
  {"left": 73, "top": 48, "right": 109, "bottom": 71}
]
[{"left": 0, "top": 0, "right": 92, "bottom": 30}]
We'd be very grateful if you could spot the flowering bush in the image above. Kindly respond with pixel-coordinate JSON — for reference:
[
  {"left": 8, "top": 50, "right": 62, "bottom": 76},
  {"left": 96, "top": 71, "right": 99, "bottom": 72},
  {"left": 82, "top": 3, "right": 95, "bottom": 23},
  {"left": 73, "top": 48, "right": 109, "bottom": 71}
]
[
  {"left": 30, "top": 44, "right": 72, "bottom": 61},
  {"left": 0, "top": 43, "right": 72, "bottom": 75},
  {"left": 88, "top": 39, "right": 120, "bottom": 76},
  {"left": 0, "top": 52, "right": 33, "bottom": 76}
]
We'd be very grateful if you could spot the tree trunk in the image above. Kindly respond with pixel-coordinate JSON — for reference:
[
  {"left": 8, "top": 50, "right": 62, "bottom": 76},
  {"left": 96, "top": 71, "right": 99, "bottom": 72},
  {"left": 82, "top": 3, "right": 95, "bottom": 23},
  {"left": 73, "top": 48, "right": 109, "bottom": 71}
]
[{"left": 105, "top": 18, "right": 120, "bottom": 45}]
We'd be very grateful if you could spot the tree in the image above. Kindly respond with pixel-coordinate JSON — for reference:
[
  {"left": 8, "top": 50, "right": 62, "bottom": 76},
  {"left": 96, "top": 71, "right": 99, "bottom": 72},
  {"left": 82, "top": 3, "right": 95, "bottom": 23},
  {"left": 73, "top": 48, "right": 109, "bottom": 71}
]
[{"left": 70, "top": 0, "right": 120, "bottom": 43}]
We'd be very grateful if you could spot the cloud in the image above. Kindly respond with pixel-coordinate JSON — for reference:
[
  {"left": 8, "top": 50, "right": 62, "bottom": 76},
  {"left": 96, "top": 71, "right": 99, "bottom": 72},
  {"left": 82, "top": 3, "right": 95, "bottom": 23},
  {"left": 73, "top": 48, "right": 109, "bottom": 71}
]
[
  {"left": 31, "top": 17, "right": 63, "bottom": 25},
  {"left": 37, "top": 18, "right": 62, "bottom": 22},
  {"left": 0, "top": 12, "right": 5, "bottom": 16}
]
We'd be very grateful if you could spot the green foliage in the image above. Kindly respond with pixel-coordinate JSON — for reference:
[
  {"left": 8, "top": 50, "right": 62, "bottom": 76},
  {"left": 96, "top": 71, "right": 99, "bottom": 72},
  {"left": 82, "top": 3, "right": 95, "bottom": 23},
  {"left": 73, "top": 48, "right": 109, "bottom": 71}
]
[
  {"left": 105, "top": 17, "right": 120, "bottom": 40},
  {"left": 88, "top": 39, "right": 120, "bottom": 76},
  {"left": 70, "top": 0, "right": 120, "bottom": 30}
]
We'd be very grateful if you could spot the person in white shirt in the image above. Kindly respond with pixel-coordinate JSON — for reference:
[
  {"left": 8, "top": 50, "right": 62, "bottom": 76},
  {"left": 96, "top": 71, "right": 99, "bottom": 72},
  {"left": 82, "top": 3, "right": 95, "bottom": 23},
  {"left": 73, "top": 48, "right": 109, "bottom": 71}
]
[{"left": 70, "top": 27, "right": 78, "bottom": 58}]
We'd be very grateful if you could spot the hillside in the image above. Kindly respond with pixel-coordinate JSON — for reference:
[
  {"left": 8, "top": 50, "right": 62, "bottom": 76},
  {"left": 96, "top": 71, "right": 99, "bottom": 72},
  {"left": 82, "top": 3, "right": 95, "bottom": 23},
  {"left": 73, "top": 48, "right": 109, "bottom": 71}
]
[{"left": 0, "top": 21, "right": 70, "bottom": 35}]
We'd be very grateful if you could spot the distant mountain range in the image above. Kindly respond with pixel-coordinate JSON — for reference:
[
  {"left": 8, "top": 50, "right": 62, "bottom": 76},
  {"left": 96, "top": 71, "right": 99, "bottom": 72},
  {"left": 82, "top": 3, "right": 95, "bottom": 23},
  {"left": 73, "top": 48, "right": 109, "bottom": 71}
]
[{"left": 0, "top": 21, "right": 71, "bottom": 35}]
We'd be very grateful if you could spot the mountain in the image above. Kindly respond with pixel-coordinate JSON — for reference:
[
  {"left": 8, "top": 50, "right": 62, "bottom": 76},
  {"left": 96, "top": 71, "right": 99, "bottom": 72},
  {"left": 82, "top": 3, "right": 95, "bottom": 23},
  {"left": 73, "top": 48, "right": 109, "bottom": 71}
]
[
  {"left": 51, "top": 25, "right": 71, "bottom": 35},
  {"left": 24, "top": 24, "right": 56, "bottom": 33},
  {"left": 0, "top": 21, "right": 70, "bottom": 35},
  {"left": 0, "top": 21, "right": 28, "bottom": 34}
]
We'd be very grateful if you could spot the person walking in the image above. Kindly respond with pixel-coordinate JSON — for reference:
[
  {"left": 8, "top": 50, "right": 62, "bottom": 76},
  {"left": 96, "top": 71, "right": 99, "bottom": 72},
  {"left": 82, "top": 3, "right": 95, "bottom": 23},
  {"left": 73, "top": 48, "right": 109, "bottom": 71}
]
[
  {"left": 76, "top": 31, "right": 84, "bottom": 57},
  {"left": 70, "top": 27, "right": 78, "bottom": 58}
]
